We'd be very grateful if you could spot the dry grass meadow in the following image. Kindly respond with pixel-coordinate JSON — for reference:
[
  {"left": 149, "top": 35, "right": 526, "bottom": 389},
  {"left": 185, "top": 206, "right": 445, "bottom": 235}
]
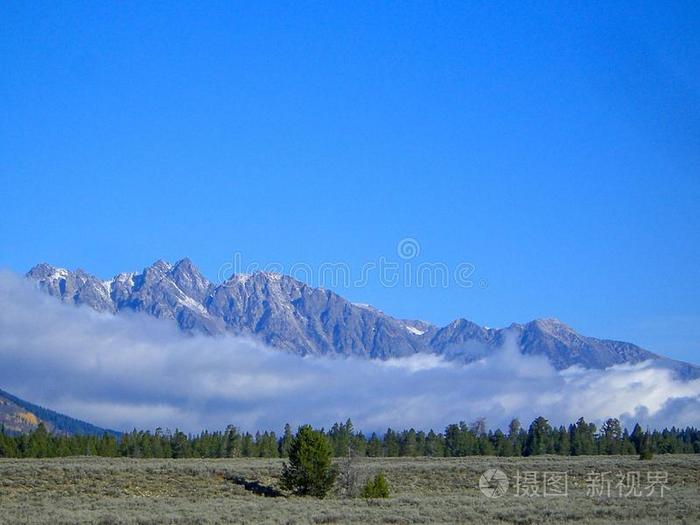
[{"left": 0, "top": 455, "right": 698, "bottom": 524}]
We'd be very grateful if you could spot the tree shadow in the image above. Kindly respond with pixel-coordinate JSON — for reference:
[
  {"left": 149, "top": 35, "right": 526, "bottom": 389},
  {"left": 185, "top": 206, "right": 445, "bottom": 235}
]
[{"left": 224, "top": 474, "right": 284, "bottom": 497}]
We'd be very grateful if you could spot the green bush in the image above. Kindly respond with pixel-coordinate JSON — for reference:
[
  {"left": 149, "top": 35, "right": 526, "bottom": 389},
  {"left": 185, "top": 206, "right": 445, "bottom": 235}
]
[
  {"left": 361, "top": 472, "right": 390, "bottom": 498},
  {"left": 639, "top": 450, "right": 654, "bottom": 460},
  {"left": 639, "top": 432, "right": 654, "bottom": 460},
  {"left": 280, "top": 425, "right": 337, "bottom": 498}
]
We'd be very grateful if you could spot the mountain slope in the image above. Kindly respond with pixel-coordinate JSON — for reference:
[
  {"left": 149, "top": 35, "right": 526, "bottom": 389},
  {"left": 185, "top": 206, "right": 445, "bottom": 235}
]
[
  {"left": 26, "top": 260, "right": 700, "bottom": 378},
  {"left": 0, "top": 388, "right": 117, "bottom": 436}
]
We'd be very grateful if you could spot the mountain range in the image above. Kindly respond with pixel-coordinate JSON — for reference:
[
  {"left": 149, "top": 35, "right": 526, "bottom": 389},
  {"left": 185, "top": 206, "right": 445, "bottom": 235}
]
[{"left": 26, "top": 259, "right": 699, "bottom": 380}]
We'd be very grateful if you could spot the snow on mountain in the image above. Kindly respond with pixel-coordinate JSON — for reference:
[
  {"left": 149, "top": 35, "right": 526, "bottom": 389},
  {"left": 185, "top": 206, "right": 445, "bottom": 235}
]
[{"left": 25, "top": 259, "right": 700, "bottom": 379}]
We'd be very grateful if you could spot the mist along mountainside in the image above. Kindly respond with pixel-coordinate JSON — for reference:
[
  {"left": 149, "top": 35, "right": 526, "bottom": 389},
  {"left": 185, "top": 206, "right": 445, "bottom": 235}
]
[{"left": 26, "top": 259, "right": 699, "bottom": 379}]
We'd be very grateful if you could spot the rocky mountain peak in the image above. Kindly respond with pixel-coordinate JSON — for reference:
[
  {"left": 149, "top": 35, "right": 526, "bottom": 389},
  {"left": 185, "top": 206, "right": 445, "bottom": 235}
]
[
  {"left": 24, "top": 258, "right": 699, "bottom": 378},
  {"left": 26, "top": 263, "right": 59, "bottom": 280},
  {"left": 170, "top": 258, "right": 211, "bottom": 302},
  {"left": 152, "top": 259, "right": 172, "bottom": 270},
  {"left": 530, "top": 317, "right": 570, "bottom": 331}
]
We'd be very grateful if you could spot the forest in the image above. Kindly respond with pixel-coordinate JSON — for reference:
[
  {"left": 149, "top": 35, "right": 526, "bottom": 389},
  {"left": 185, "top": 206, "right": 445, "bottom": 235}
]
[{"left": 1, "top": 416, "right": 698, "bottom": 459}]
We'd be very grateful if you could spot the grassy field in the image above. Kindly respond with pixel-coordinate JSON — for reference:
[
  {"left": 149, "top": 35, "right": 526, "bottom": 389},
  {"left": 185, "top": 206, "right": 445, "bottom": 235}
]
[{"left": 0, "top": 455, "right": 698, "bottom": 524}]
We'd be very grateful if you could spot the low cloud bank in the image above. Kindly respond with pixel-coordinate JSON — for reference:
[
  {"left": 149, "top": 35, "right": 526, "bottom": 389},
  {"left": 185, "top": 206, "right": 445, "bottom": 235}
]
[{"left": 0, "top": 271, "right": 698, "bottom": 433}]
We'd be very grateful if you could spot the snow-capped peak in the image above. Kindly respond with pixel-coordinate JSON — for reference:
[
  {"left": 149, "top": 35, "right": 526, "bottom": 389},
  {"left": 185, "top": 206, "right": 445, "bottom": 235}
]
[{"left": 404, "top": 324, "right": 426, "bottom": 336}]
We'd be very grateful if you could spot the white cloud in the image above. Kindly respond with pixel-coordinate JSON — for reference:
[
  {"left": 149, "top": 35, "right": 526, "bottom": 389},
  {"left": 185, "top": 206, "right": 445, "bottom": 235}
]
[{"left": 0, "top": 271, "right": 698, "bottom": 434}]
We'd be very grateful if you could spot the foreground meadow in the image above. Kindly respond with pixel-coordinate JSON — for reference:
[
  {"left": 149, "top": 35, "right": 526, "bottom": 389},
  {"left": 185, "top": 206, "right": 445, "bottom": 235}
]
[{"left": 0, "top": 455, "right": 698, "bottom": 524}]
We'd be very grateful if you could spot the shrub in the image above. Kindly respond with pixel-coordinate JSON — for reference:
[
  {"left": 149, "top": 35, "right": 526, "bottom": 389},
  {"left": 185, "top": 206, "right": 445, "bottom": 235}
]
[
  {"left": 639, "top": 450, "right": 654, "bottom": 460},
  {"left": 639, "top": 432, "right": 654, "bottom": 460},
  {"left": 336, "top": 447, "right": 360, "bottom": 498},
  {"left": 361, "top": 472, "right": 390, "bottom": 498},
  {"left": 280, "top": 425, "right": 337, "bottom": 498}
]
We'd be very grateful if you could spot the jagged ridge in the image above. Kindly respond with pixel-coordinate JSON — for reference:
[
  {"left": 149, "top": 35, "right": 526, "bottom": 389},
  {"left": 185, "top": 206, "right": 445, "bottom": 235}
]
[{"left": 25, "top": 260, "right": 699, "bottom": 378}]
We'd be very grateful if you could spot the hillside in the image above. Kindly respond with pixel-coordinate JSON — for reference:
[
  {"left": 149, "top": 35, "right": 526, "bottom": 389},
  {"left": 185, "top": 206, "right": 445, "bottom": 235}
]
[{"left": 0, "top": 388, "right": 117, "bottom": 436}]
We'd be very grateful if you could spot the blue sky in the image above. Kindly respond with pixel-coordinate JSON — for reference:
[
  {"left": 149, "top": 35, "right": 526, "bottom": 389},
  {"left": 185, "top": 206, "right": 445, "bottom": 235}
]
[{"left": 1, "top": 2, "right": 699, "bottom": 363}]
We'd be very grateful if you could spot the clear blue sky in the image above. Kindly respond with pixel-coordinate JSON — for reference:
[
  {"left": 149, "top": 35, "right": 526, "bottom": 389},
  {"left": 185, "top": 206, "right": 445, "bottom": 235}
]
[{"left": 1, "top": 2, "right": 699, "bottom": 363}]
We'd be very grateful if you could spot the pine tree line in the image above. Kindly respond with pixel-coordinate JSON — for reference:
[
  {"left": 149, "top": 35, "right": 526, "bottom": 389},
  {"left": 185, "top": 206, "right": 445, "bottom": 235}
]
[{"left": 1, "top": 417, "right": 698, "bottom": 459}]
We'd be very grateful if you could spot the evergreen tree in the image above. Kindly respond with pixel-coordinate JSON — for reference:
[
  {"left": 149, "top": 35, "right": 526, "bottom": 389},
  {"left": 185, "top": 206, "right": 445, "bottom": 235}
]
[
  {"left": 571, "top": 417, "right": 596, "bottom": 456},
  {"left": 351, "top": 431, "right": 367, "bottom": 457},
  {"left": 600, "top": 418, "right": 623, "bottom": 455},
  {"left": 555, "top": 426, "right": 570, "bottom": 455},
  {"left": 425, "top": 430, "right": 445, "bottom": 457},
  {"left": 630, "top": 423, "right": 644, "bottom": 453},
  {"left": 639, "top": 430, "right": 654, "bottom": 460},
  {"left": 479, "top": 433, "right": 495, "bottom": 456},
  {"left": 27, "top": 423, "right": 50, "bottom": 457},
  {"left": 400, "top": 429, "right": 418, "bottom": 457},
  {"left": 508, "top": 418, "right": 523, "bottom": 456},
  {"left": 98, "top": 432, "right": 118, "bottom": 457},
  {"left": 524, "top": 417, "right": 552, "bottom": 456},
  {"left": 366, "top": 433, "right": 383, "bottom": 457},
  {"left": 493, "top": 429, "right": 511, "bottom": 457},
  {"left": 241, "top": 433, "right": 255, "bottom": 457},
  {"left": 257, "top": 431, "right": 279, "bottom": 458},
  {"left": 383, "top": 428, "right": 400, "bottom": 457},
  {"left": 0, "top": 429, "right": 18, "bottom": 458},
  {"left": 444, "top": 422, "right": 476, "bottom": 456},
  {"left": 361, "top": 472, "right": 390, "bottom": 498},
  {"left": 220, "top": 425, "right": 240, "bottom": 458},
  {"left": 280, "top": 425, "right": 337, "bottom": 498},
  {"left": 279, "top": 423, "right": 294, "bottom": 457},
  {"left": 171, "top": 430, "right": 191, "bottom": 458}
]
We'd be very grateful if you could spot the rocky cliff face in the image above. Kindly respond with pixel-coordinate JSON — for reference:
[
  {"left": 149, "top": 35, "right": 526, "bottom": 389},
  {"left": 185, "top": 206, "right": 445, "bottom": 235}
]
[{"left": 26, "top": 259, "right": 699, "bottom": 378}]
